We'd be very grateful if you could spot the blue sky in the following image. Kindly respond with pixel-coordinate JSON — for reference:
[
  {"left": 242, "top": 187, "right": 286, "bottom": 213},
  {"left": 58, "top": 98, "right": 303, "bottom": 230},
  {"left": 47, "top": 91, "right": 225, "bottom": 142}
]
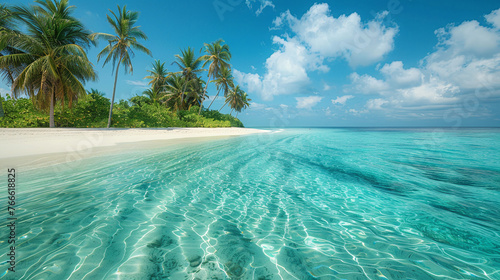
[{"left": 2, "top": 0, "right": 500, "bottom": 127}]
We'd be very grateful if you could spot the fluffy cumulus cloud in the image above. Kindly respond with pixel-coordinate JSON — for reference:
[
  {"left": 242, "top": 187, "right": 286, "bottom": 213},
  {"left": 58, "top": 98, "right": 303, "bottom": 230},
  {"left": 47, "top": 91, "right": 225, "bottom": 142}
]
[
  {"left": 486, "top": 8, "right": 500, "bottom": 29},
  {"left": 277, "top": 4, "right": 398, "bottom": 67},
  {"left": 296, "top": 96, "right": 323, "bottom": 110},
  {"left": 235, "top": 3, "right": 397, "bottom": 101},
  {"left": 347, "top": 8, "right": 500, "bottom": 118},
  {"left": 234, "top": 36, "right": 327, "bottom": 100}
]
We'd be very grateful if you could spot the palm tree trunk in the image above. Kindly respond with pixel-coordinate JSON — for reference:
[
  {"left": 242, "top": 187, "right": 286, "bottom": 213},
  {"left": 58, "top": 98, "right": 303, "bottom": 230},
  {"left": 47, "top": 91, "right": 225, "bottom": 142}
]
[
  {"left": 198, "top": 76, "right": 211, "bottom": 115},
  {"left": 107, "top": 60, "right": 121, "bottom": 128},
  {"left": 49, "top": 87, "right": 55, "bottom": 128},
  {"left": 181, "top": 76, "right": 190, "bottom": 111},
  {"left": 0, "top": 96, "right": 4, "bottom": 117},
  {"left": 207, "top": 87, "right": 221, "bottom": 111},
  {"left": 219, "top": 100, "right": 228, "bottom": 112},
  {"left": 230, "top": 108, "right": 234, "bottom": 116}
]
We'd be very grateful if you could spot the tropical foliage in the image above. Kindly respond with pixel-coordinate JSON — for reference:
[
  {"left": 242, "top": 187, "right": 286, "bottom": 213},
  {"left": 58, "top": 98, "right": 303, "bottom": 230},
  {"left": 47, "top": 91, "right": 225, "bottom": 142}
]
[
  {"left": 199, "top": 39, "right": 231, "bottom": 114},
  {"left": 91, "top": 5, "right": 152, "bottom": 128},
  {"left": 0, "top": 0, "right": 96, "bottom": 127},
  {"left": 0, "top": 93, "right": 243, "bottom": 128},
  {"left": 0, "top": 0, "right": 251, "bottom": 128}
]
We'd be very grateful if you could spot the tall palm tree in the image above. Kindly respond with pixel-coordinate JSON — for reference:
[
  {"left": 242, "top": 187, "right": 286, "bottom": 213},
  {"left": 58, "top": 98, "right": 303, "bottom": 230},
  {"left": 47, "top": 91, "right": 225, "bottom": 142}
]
[
  {"left": 0, "top": 4, "right": 19, "bottom": 85},
  {"left": 0, "top": 0, "right": 96, "bottom": 127},
  {"left": 173, "top": 47, "right": 204, "bottom": 108},
  {"left": 91, "top": 5, "right": 151, "bottom": 128},
  {"left": 199, "top": 39, "right": 231, "bottom": 114},
  {"left": 207, "top": 65, "right": 233, "bottom": 111}
]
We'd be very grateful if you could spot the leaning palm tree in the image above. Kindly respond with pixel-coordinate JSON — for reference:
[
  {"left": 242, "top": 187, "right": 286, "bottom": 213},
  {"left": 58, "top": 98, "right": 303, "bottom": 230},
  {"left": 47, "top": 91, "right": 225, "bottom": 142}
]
[
  {"left": 219, "top": 85, "right": 242, "bottom": 113},
  {"left": 207, "top": 65, "right": 234, "bottom": 111},
  {"left": 198, "top": 39, "right": 231, "bottom": 114},
  {"left": 234, "top": 91, "right": 251, "bottom": 117},
  {"left": 0, "top": 0, "right": 96, "bottom": 127},
  {"left": 91, "top": 5, "right": 151, "bottom": 128}
]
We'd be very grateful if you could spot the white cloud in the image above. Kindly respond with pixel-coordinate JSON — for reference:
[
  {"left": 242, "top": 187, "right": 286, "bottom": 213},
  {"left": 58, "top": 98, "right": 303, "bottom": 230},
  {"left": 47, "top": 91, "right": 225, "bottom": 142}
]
[
  {"left": 236, "top": 3, "right": 397, "bottom": 100},
  {"left": 332, "top": 95, "right": 354, "bottom": 105},
  {"left": 245, "top": 0, "right": 274, "bottom": 16},
  {"left": 379, "top": 61, "right": 423, "bottom": 87},
  {"left": 346, "top": 8, "right": 500, "bottom": 118},
  {"left": 249, "top": 102, "right": 268, "bottom": 110},
  {"left": 234, "top": 36, "right": 327, "bottom": 100},
  {"left": 126, "top": 80, "right": 148, "bottom": 87},
  {"left": 325, "top": 106, "right": 334, "bottom": 116},
  {"left": 323, "top": 82, "right": 331, "bottom": 91},
  {"left": 296, "top": 96, "right": 323, "bottom": 109},
  {"left": 276, "top": 4, "right": 398, "bottom": 67},
  {"left": 234, "top": 70, "right": 263, "bottom": 96},
  {"left": 435, "top": 20, "right": 500, "bottom": 57},
  {"left": 348, "top": 61, "right": 422, "bottom": 94},
  {"left": 486, "top": 8, "right": 500, "bottom": 29},
  {"left": 366, "top": 98, "right": 388, "bottom": 110},
  {"left": 348, "top": 73, "right": 389, "bottom": 94},
  {"left": 347, "top": 108, "right": 367, "bottom": 115}
]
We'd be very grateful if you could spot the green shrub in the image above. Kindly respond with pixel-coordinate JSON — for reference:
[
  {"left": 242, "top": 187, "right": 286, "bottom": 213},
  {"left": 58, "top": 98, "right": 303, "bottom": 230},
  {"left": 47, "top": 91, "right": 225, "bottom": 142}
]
[
  {"left": 202, "top": 109, "right": 243, "bottom": 127},
  {"left": 0, "top": 95, "right": 50, "bottom": 127}
]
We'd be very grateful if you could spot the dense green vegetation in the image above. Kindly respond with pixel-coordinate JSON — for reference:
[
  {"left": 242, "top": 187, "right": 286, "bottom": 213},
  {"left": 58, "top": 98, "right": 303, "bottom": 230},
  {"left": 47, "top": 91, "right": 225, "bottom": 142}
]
[
  {"left": 0, "top": 91, "right": 243, "bottom": 128},
  {"left": 0, "top": 0, "right": 250, "bottom": 128}
]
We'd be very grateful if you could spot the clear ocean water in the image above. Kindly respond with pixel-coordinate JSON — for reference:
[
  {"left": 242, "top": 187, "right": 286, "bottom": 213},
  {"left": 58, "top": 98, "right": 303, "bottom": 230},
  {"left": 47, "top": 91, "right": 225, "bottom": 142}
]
[{"left": 1, "top": 128, "right": 500, "bottom": 280}]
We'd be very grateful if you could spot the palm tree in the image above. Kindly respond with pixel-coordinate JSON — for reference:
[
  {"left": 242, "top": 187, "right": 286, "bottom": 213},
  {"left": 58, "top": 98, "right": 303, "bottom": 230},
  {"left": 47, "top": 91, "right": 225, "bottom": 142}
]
[
  {"left": 234, "top": 91, "right": 251, "bottom": 117},
  {"left": 199, "top": 39, "right": 231, "bottom": 114},
  {"left": 185, "top": 76, "right": 207, "bottom": 109},
  {"left": 173, "top": 47, "right": 204, "bottom": 108},
  {"left": 0, "top": 4, "right": 19, "bottom": 85},
  {"left": 142, "top": 88, "right": 162, "bottom": 105},
  {"left": 0, "top": 0, "right": 96, "bottom": 127},
  {"left": 219, "top": 85, "right": 242, "bottom": 113},
  {"left": 87, "top": 88, "right": 105, "bottom": 96},
  {"left": 145, "top": 59, "right": 168, "bottom": 92},
  {"left": 163, "top": 73, "right": 186, "bottom": 112},
  {"left": 219, "top": 85, "right": 251, "bottom": 116},
  {"left": 0, "top": 4, "right": 14, "bottom": 31},
  {"left": 207, "top": 65, "right": 233, "bottom": 111},
  {"left": 91, "top": 5, "right": 151, "bottom": 128}
]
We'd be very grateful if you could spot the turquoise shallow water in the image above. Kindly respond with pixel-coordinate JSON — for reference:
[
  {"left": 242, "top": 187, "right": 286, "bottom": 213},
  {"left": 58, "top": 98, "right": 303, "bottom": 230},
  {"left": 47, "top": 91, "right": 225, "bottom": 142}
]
[{"left": 1, "top": 128, "right": 500, "bottom": 279}]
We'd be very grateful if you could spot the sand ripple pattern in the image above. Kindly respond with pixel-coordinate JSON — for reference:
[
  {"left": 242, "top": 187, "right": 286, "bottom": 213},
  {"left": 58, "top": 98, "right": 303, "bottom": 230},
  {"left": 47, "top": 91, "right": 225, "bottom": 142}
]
[{"left": 1, "top": 128, "right": 500, "bottom": 279}]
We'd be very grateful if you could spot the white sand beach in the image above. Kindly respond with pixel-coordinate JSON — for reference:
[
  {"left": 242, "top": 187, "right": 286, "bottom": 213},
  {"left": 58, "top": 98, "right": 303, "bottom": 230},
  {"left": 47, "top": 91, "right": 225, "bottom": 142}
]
[{"left": 0, "top": 128, "right": 268, "bottom": 167}]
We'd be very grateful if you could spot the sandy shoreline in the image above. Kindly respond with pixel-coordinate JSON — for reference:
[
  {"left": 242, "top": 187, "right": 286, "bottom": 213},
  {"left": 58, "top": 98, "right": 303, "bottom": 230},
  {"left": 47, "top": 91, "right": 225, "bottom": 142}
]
[{"left": 0, "top": 128, "right": 268, "bottom": 167}]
